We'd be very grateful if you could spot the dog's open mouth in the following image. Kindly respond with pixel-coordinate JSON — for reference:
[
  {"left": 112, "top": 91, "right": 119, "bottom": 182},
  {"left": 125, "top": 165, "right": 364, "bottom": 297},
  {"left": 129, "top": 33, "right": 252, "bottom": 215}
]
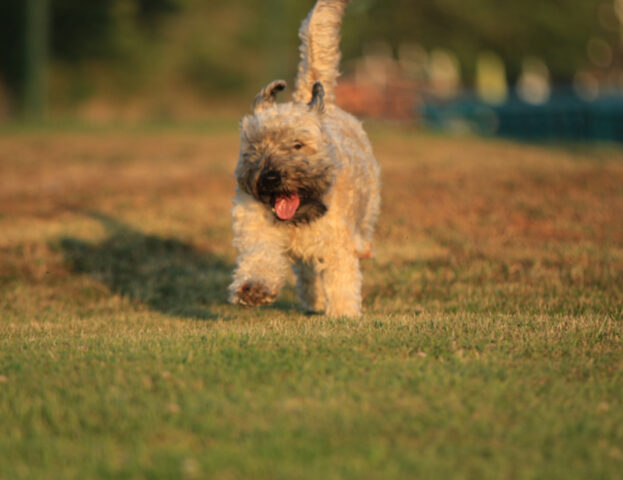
[
  {"left": 273, "top": 193, "right": 300, "bottom": 220},
  {"left": 260, "top": 189, "right": 327, "bottom": 224}
]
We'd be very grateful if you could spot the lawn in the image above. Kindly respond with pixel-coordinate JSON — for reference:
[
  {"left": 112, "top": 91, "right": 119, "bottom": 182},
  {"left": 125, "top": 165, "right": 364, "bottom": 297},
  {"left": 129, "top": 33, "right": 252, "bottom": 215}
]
[{"left": 1, "top": 125, "right": 622, "bottom": 479}]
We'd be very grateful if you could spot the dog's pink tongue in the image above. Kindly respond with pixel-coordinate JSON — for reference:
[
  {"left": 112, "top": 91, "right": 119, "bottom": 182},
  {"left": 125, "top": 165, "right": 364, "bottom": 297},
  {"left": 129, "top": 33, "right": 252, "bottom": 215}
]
[{"left": 275, "top": 194, "right": 300, "bottom": 220}]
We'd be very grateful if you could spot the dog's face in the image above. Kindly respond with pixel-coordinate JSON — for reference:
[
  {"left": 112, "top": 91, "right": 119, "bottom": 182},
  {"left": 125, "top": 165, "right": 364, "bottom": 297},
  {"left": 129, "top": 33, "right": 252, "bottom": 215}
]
[{"left": 236, "top": 81, "right": 335, "bottom": 224}]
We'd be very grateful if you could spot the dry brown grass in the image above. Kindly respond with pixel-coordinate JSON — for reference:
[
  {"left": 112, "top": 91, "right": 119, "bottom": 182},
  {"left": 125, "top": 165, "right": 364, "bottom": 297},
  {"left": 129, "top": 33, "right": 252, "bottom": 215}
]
[
  {"left": 1, "top": 126, "right": 622, "bottom": 479},
  {"left": 1, "top": 127, "right": 622, "bottom": 318}
]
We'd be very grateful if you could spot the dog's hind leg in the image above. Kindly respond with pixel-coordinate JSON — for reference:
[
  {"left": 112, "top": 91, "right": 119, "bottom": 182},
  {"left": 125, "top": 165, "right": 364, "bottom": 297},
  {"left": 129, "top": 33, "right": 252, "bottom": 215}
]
[{"left": 293, "top": 259, "right": 326, "bottom": 313}]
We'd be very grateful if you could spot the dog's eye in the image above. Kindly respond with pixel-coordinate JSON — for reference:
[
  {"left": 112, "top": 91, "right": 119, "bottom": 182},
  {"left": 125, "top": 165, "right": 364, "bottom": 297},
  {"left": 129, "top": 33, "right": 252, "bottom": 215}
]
[{"left": 293, "top": 142, "right": 304, "bottom": 150}]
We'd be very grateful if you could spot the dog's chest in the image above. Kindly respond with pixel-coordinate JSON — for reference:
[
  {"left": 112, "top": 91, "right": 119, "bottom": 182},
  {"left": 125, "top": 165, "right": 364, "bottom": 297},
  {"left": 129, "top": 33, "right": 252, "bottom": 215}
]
[{"left": 285, "top": 217, "right": 332, "bottom": 262}]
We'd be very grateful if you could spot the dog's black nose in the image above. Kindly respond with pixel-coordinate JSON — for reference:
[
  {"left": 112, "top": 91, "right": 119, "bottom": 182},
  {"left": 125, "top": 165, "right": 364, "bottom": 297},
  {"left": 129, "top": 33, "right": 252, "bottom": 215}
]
[{"left": 259, "top": 169, "right": 282, "bottom": 190}]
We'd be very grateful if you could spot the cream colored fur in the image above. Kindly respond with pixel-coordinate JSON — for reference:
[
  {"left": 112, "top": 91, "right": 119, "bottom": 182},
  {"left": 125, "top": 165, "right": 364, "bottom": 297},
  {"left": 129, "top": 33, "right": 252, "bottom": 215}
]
[
  {"left": 229, "top": 0, "right": 380, "bottom": 317},
  {"left": 294, "top": 0, "right": 350, "bottom": 104}
]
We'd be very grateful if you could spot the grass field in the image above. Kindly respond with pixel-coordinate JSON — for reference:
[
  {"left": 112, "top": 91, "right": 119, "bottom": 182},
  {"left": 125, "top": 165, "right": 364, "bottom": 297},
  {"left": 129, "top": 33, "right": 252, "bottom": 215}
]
[{"left": 1, "top": 125, "right": 622, "bottom": 479}]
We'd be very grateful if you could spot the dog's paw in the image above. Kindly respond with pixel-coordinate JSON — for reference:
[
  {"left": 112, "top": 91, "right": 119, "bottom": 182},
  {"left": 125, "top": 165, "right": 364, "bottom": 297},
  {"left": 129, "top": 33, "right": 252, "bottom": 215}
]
[
  {"left": 355, "top": 239, "right": 376, "bottom": 260},
  {"left": 325, "top": 304, "right": 361, "bottom": 318},
  {"left": 231, "top": 281, "right": 276, "bottom": 307}
]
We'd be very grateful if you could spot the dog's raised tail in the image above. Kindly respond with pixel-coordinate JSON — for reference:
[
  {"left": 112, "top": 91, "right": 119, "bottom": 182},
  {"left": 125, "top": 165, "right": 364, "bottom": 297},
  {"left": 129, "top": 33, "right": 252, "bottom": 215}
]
[{"left": 293, "top": 0, "right": 350, "bottom": 105}]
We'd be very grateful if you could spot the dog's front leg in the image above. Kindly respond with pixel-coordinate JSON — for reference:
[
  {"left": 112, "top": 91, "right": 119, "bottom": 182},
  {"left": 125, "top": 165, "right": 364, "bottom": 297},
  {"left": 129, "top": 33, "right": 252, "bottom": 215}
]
[
  {"left": 228, "top": 199, "right": 289, "bottom": 307},
  {"left": 320, "top": 251, "right": 362, "bottom": 317},
  {"left": 229, "top": 247, "right": 289, "bottom": 307}
]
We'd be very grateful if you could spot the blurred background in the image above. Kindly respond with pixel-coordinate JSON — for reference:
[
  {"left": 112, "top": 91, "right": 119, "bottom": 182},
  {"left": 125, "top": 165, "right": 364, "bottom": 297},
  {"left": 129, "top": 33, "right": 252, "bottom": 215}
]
[{"left": 2, "top": 0, "right": 623, "bottom": 141}]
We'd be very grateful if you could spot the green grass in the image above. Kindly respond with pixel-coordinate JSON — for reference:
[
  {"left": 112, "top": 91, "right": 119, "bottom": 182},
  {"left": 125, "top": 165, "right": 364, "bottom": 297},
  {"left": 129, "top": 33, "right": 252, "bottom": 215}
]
[{"left": 1, "top": 126, "right": 622, "bottom": 479}]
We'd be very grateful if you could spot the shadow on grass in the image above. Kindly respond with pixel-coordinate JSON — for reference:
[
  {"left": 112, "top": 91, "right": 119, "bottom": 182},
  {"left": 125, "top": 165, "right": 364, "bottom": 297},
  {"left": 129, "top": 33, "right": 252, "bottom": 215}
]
[{"left": 58, "top": 212, "right": 234, "bottom": 320}]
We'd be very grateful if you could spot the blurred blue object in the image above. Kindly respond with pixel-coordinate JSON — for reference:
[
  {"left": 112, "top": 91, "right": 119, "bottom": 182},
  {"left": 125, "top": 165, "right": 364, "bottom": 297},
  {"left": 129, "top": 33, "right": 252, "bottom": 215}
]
[{"left": 422, "top": 88, "right": 623, "bottom": 143}]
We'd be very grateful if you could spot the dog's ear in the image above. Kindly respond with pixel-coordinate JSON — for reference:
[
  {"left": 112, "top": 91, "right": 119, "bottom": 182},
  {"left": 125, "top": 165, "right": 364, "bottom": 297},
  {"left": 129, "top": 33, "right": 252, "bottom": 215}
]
[
  {"left": 253, "top": 80, "right": 287, "bottom": 112},
  {"left": 308, "top": 82, "right": 325, "bottom": 113}
]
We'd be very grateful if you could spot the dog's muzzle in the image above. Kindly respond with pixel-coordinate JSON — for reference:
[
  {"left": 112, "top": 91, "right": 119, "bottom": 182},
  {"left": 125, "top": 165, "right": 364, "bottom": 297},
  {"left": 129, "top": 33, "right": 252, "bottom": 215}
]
[{"left": 258, "top": 169, "right": 282, "bottom": 191}]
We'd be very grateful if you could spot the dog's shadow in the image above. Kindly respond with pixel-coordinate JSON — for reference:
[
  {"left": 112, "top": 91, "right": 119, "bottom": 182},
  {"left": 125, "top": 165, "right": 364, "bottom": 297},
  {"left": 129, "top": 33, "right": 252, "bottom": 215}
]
[{"left": 58, "top": 212, "right": 235, "bottom": 320}]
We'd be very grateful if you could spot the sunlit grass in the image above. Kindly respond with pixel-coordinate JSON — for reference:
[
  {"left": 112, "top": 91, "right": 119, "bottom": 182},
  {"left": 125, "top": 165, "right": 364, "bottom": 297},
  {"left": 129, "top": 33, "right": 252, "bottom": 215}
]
[{"left": 1, "top": 126, "right": 622, "bottom": 479}]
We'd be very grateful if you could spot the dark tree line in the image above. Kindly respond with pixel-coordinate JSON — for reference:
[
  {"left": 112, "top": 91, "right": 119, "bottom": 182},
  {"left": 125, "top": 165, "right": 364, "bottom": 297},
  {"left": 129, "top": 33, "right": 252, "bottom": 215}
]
[
  {"left": 0, "top": 0, "right": 616, "bottom": 117},
  {"left": 347, "top": 0, "right": 614, "bottom": 83},
  {"left": 0, "top": 0, "right": 177, "bottom": 116}
]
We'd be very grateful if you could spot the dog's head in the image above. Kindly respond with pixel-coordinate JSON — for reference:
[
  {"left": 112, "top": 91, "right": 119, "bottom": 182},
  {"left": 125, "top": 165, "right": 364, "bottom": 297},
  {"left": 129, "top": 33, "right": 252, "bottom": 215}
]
[{"left": 235, "top": 80, "right": 335, "bottom": 224}]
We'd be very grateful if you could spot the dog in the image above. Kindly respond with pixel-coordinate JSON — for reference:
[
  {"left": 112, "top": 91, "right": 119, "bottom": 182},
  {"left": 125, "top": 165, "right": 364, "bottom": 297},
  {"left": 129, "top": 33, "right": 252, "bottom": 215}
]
[{"left": 228, "top": 0, "right": 380, "bottom": 317}]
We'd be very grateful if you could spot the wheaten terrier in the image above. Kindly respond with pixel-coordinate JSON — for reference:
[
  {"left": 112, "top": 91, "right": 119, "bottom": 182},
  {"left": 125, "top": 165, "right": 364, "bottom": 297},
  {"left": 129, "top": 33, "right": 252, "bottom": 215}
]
[{"left": 229, "top": 0, "right": 381, "bottom": 317}]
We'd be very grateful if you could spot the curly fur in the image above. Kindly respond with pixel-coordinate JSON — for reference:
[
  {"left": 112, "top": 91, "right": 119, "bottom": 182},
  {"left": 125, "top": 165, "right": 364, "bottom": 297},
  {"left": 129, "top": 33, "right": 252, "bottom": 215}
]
[
  {"left": 294, "top": 0, "right": 351, "bottom": 104},
  {"left": 229, "top": 0, "right": 380, "bottom": 317}
]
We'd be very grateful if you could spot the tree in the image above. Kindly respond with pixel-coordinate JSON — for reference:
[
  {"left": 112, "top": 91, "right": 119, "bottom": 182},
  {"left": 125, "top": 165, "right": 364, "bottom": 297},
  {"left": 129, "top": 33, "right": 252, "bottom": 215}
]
[
  {"left": 0, "top": 0, "right": 180, "bottom": 117},
  {"left": 23, "top": 0, "right": 50, "bottom": 119}
]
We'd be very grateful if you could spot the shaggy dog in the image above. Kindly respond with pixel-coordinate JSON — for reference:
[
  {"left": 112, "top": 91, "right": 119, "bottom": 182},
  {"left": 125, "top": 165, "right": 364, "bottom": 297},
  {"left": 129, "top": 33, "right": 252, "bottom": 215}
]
[{"left": 229, "top": 0, "right": 380, "bottom": 317}]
